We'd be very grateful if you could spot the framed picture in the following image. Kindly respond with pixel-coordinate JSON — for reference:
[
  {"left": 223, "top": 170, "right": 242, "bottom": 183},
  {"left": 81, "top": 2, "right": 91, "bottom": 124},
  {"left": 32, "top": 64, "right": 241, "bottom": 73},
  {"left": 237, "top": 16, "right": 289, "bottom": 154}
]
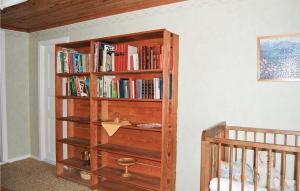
[{"left": 257, "top": 33, "right": 300, "bottom": 81}]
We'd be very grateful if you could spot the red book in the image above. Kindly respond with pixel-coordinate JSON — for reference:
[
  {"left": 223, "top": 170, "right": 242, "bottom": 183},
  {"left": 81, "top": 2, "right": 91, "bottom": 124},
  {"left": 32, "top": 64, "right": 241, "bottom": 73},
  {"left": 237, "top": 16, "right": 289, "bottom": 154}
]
[
  {"left": 134, "top": 79, "right": 138, "bottom": 99},
  {"left": 130, "top": 55, "right": 134, "bottom": 70},
  {"left": 129, "top": 78, "right": 133, "bottom": 98},
  {"left": 120, "top": 44, "right": 123, "bottom": 71},
  {"left": 123, "top": 44, "right": 128, "bottom": 71},
  {"left": 115, "top": 44, "right": 119, "bottom": 71},
  {"left": 158, "top": 46, "right": 162, "bottom": 69},
  {"left": 68, "top": 52, "right": 73, "bottom": 73},
  {"left": 170, "top": 46, "right": 173, "bottom": 71},
  {"left": 138, "top": 46, "right": 142, "bottom": 70}
]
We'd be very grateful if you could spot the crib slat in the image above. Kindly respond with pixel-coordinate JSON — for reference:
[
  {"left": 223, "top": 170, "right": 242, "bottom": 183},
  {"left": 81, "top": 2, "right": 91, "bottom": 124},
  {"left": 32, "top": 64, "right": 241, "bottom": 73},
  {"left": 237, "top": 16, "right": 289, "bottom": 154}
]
[
  {"left": 281, "top": 151, "right": 286, "bottom": 191},
  {"left": 284, "top": 134, "right": 287, "bottom": 145},
  {"left": 267, "top": 149, "right": 272, "bottom": 190},
  {"left": 264, "top": 133, "right": 267, "bottom": 143},
  {"left": 214, "top": 144, "right": 218, "bottom": 178},
  {"left": 254, "top": 132, "right": 257, "bottom": 142},
  {"left": 296, "top": 135, "right": 298, "bottom": 146},
  {"left": 218, "top": 143, "right": 221, "bottom": 191},
  {"left": 254, "top": 148, "right": 258, "bottom": 191},
  {"left": 235, "top": 130, "right": 238, "bottom": 161},
  {"left": 241, "top": 147, "right": 246, "bottom": 191},
  {"left": 274, "top": 134, "right": 277, "bottom": 168},
  {"left": 245, "top": 131, "right": 247, "bottom": 141},
  {"left": 229, "top": 145, "right": 233, "bottom": 191},
  {"left": 296, "top": 152, "right": 300, "bottom": 191}
]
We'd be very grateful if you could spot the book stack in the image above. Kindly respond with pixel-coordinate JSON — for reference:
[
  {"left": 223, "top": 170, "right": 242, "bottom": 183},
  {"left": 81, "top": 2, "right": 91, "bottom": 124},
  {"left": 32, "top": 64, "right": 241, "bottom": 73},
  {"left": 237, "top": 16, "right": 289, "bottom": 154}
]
[
  {"left": 57, "top": 49, "right": 90, "bottom": 73},
  {"left": 138, "top": 45, "right": 162, "bottom": 70},
  {"left": 62, "top": 76, "right": 90, "bottom": 97},
  {"left": 97, "top": 76, "right": 163, "bottom": 99},
  {"left": 94, "top": 42, "right": 163, "bottom": 72},
  {"left": 94, "top": 42, "right": 115, "bottom": 72}
]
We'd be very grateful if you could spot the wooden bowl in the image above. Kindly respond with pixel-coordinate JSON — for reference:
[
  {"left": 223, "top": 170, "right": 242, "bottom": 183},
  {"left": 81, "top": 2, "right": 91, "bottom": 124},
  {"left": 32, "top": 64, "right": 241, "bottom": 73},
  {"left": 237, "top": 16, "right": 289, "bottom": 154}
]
[
  {"left": 117, "top": 158, "right": 137, "bottom": 166},
  {"left": 117, "top": 157, "right": 137, "bottom": 178},
  {"left": 80, "top": 171, "right": 91, "bottom": 180}
]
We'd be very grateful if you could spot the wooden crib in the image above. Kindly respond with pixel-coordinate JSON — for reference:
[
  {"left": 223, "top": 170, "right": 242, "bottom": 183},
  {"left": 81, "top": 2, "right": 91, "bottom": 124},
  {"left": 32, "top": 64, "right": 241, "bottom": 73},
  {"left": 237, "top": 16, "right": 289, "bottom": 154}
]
[{"left": 200, "top": 122, "right": 300, "bottom": 191}]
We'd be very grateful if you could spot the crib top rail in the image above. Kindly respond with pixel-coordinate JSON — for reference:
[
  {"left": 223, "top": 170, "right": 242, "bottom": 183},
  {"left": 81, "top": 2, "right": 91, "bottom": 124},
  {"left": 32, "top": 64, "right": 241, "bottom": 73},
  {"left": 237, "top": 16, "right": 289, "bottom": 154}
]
[
  {"left": 201, "top": 121, "right": 226, "bottom": 139},
  {"left": 226, "top": 125, "right": 300, "bottom": 136},
  {"left": 202, "top": 122, "right": 300, "bottom": 153},
  {"left": 204, "top": 136, "right": 300, "bottom": 153}
]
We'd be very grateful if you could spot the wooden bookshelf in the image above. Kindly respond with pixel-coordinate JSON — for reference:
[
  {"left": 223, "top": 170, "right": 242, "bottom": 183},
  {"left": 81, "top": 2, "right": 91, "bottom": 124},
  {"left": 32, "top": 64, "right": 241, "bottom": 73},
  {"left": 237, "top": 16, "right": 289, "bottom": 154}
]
[{"left": 55, "top": 29, "right": 178, "bottom": 190}]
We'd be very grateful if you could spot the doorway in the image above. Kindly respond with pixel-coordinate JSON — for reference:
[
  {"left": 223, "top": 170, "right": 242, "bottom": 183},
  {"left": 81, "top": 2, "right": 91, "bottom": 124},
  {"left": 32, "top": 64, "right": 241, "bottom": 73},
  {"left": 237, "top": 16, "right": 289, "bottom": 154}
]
[
  {"left": 0, "top": 29, "right": 7, "bottom": 163},
  {"left": 38, "top": 37, "right": 69, "bottom": 164}
]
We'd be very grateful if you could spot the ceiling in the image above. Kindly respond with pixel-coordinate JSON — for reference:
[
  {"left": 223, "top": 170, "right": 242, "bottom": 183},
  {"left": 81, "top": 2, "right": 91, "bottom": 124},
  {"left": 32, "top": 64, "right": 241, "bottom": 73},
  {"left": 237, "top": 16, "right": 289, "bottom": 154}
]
[{"left": 0, "top": 0, "right": 184, "bottom": 33}]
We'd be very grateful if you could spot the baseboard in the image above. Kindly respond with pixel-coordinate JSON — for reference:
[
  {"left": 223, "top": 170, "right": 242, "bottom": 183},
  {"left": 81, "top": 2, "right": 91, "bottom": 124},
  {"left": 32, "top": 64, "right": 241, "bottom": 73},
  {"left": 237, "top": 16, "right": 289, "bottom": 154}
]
[
  {"left": 3, "top": 154, "right": 56, "bottom": 166},
  {"left": 7, "top": 154, "right": 31, "bottom": 163},
  {"left": 29, "top": 155, "right": 41, "bottom": 161}
]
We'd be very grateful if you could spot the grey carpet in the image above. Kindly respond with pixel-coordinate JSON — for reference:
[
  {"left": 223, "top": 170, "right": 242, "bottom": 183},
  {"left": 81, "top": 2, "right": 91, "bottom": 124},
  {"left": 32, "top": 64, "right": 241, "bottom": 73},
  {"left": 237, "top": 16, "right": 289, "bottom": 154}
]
[{"left": 1, "top": 158, "right": 95, "bottom": 191}]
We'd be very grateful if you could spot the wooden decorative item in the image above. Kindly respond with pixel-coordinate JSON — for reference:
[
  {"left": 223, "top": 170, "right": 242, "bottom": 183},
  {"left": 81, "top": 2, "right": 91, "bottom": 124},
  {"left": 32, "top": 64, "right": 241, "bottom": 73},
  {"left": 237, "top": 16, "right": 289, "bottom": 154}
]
[
  {"left": 117, "top": 157, "right": 137, "bottom": 178},
  {"left": 55, "top": 29, "right": 179, "bottom": 190}
]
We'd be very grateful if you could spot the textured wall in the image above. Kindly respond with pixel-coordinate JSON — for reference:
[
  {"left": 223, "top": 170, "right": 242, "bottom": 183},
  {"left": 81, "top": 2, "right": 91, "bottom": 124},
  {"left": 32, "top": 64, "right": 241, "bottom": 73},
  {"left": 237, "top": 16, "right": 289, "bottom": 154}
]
[
  {"left": 28, "top": 0, "right": 300, "bottom": 190},
  {"left": 5, "top": 30, "right": 30, "bottom": 159}
]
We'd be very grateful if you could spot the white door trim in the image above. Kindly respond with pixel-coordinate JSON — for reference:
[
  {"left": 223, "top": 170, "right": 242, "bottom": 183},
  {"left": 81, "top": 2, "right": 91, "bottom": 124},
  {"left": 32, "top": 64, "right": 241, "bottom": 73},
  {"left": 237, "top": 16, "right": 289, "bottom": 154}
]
[
  {"left": 38, "top": 37, "right": 69, "bottom": 162},
  {"left": 0, "top": 29, "right": 8, "bottom": 163}
]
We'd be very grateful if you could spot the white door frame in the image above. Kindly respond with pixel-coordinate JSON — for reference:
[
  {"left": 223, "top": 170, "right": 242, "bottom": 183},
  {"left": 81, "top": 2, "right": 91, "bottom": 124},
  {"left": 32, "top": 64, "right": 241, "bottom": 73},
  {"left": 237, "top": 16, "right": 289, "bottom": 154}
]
[
  {"left": 38, "top": 36, "right": 69, "bottom": 162},
  {"left": 0, "top": 29, "right": 8, "bottom": 163}
]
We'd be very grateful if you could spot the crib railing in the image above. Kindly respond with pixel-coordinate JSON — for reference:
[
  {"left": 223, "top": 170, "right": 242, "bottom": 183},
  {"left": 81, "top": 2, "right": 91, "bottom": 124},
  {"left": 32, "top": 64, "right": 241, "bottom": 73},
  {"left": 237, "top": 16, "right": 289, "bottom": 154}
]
[{"left": 201, "top": 122, "right": 300, "bottom": 191}]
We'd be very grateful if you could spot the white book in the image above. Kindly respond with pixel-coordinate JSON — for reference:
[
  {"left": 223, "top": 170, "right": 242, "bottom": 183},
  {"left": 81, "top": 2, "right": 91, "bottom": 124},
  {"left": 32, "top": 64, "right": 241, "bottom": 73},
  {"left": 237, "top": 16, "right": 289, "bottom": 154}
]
[
  {"left": 64, "top": 52, "right": 69, "bottom": 73},
  {"left": 127, "top": 45, "right": 138, "bottom": 70},
  {"left": 132, "top": 53, "right": 139, "bottom": 70},
  {"left": 57, "top": 51, "right": 62, "bottom": 73},
  {"left": 62, "top": 78, "right": 67, "bottom": 96}
]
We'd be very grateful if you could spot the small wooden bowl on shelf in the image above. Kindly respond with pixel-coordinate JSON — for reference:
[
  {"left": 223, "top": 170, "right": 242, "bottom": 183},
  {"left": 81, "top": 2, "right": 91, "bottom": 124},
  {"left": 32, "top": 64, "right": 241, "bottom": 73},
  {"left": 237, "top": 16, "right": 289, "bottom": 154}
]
[
  {"left": 80, "top": 171, "right": 91, "bottom": 180},
  {"left": 117, "top": 157, "right": 137, "bottom": 178}
]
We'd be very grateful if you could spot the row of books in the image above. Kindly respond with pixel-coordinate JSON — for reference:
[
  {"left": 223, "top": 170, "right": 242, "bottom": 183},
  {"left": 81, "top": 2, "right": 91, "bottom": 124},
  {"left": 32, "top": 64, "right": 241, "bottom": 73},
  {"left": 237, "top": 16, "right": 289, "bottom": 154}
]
[
  {"left": 62, "top": 76, "right": 90, "bottom": 97},
  {"left": 93, "top": 42, "right": 163, "bottom": 72},
  {"left": 57, "top": 49, "right": 90, "bottom": 73},
  {"left": 97, "top": 76, "right": 163, "bottom": 99}
]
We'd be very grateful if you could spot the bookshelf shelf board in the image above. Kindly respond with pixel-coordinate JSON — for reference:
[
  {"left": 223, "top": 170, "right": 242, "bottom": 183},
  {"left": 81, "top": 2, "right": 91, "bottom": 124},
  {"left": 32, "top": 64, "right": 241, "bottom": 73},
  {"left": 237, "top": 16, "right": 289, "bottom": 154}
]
[
  {"left": 93, "top": 69, "right": 163, "bottom": 76},
  {"left": 57, "top": 116, "right": 90, "bottom": 124},
  {"left": 92, "top": 97, "right": 162, "bottom": 102},
  {"left": 121, "top": 125, "right": 162, "bottom": 132},
  {"left": 56, "top": 96, "right": 90, "bottom": 100},
  {"left": 58, "top": 171, "right": 90, "bottom": 186},
  {"left": 98, "top": 144, "right": 161, "bottom": 162},
  {"left": 58, "top": 158, "right": 91, "bottom": 172},
  {"left": 56, "top": 72, "right": 90, "bottom": 77},
  {"left": 93, "top": 122, "right": 162, "bottom": 132},
  {"left": 57, "top": 137, "right": 90, "bottom": 148},
  {"left": 97, "top": 167, "right": 160, "bottom": 191},
  {"left": 98, "top": 179, "right": 150, "bottom": 191}
]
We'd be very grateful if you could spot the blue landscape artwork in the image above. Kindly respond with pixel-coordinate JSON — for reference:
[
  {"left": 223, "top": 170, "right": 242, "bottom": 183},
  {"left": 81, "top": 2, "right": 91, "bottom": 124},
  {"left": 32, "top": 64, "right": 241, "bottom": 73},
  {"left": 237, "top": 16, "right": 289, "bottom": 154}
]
[{"left": 259, "top": 35, "right": 300, "bottom": 80}]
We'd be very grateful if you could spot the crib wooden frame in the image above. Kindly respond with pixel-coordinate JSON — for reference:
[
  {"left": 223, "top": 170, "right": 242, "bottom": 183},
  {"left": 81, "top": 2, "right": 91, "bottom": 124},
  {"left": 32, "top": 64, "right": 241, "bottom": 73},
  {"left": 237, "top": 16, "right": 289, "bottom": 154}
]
[{"left": 200, "top": 122, "right": 300, "bottom": 191}]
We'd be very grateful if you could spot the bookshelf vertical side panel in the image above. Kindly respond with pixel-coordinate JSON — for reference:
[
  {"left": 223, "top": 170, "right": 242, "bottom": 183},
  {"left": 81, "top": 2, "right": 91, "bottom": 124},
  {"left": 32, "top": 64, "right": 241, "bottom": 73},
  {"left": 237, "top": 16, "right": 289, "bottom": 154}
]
[
  {"left": 161, "top": 30, "right": 171, "bottom": 191},
  {"left": 55, "top": 46, "right": 64, "bottom": 175},
  {"left": 90, "top": 41, "right": 98, "bottom": 187},
  {"left": 169, "top": 34, "right": 179, "bottom": 191}
]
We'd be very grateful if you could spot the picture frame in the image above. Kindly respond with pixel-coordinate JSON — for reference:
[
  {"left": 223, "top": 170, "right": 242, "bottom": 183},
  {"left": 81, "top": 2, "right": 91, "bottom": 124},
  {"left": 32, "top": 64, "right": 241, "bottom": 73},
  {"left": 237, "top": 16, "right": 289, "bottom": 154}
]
[{"left": 257, "top": 33, "right": 300, "bottom": 81}]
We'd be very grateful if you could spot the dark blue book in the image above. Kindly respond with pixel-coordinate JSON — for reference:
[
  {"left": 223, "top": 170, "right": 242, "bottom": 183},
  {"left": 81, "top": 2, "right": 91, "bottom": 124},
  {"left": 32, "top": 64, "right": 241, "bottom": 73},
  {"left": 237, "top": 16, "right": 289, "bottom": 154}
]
[{"left": 169, "top": 74, "right": 172, "bottom": 99}]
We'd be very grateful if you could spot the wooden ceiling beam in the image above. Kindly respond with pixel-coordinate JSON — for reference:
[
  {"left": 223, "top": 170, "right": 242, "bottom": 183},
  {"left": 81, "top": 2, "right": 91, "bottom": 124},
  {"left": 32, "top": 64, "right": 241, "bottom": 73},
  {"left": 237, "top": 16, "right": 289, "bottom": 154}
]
[{"left": 1, "top": 0, "right": 185, "bottom": 32}]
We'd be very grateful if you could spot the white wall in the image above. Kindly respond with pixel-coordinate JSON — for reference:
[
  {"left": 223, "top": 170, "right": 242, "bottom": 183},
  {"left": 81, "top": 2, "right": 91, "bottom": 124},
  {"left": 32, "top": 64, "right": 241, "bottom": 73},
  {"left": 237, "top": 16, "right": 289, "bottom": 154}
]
[
  {"left": 26, "top": 0, "right": 300, "bottom": 190},
  {"left": 5, "top": 30, "right": 31, "bottom": 160}
]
